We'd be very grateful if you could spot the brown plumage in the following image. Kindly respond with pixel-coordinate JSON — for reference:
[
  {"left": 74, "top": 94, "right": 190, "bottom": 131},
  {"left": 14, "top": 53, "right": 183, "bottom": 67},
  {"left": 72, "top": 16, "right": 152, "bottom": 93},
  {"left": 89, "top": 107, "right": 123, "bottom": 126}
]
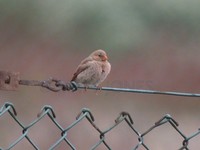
[{"left": 71, "top": 49, "right": 111, "bottom": 86}]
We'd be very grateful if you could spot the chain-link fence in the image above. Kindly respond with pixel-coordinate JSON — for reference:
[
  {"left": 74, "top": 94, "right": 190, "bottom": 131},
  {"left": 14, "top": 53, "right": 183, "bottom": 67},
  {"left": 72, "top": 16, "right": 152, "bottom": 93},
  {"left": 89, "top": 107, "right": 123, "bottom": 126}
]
[
  {"left": 0, "top": 71, "right": 200, "bottom": 149},
  {"left": 0, "top": 102, "right": 200, "bottom": 150}
]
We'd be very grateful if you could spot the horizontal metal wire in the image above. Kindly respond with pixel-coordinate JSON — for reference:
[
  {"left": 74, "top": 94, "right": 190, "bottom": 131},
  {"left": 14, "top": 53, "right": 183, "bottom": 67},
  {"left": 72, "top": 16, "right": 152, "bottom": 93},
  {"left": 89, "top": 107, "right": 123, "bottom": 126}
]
[
  {"left": 1, "top": 70, "right": 200, "bottom": 97},
  {"left": 20, "top": 78, "right": 200, "bottom": 97},
  {"left": 77, "top": 85, "right": 200, "bottom": 97},
  {"left": 0, "top": 102, "right": 199, "bottom": 150}
]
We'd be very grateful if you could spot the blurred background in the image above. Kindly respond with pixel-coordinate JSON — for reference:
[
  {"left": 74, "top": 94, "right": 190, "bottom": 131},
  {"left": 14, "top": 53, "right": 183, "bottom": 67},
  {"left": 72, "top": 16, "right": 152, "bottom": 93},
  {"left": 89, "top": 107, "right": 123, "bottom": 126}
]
[{"left": 0, "top": 0, "right": 200, "bottom": 149}]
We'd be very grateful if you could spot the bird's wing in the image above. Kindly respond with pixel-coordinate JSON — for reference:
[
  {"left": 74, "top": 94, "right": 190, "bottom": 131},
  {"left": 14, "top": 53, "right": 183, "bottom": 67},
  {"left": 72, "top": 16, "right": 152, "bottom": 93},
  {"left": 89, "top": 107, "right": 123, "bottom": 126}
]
[{"left": 71, "top": 58, "right": 91, "bottom": 81}]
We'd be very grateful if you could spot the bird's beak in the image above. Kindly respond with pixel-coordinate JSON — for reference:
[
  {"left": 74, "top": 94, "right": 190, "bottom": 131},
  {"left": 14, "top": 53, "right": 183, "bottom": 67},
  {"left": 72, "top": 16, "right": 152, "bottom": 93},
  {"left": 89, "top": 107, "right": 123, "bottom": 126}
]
[{"left": 102, "top": 55, "right": 108, "bottom": 61}]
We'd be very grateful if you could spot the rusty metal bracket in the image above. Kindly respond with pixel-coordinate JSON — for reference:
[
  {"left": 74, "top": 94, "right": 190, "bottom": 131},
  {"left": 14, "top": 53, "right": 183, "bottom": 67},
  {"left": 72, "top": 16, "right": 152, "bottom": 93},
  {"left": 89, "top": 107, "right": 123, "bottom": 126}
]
[
  {"left": 0, "top": 71, "right": 20, "bottom": 91},
  {"left": 0, "top": 70, "right": 77, "bottom": 92}
]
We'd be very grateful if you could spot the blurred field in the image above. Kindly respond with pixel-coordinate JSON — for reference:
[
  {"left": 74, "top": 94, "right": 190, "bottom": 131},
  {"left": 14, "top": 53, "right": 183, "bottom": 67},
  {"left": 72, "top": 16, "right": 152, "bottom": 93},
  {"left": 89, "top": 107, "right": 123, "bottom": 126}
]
[{"left": 0, "top": 1, "right": 200, "bottom": 150}]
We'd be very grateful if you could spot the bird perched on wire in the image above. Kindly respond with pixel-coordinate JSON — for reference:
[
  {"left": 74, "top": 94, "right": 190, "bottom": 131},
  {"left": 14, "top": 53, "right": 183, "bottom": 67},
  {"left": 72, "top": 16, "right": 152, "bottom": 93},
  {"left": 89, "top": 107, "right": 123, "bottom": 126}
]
[{"left": 71, "top": 49, "right": 111, "bottom": 88}]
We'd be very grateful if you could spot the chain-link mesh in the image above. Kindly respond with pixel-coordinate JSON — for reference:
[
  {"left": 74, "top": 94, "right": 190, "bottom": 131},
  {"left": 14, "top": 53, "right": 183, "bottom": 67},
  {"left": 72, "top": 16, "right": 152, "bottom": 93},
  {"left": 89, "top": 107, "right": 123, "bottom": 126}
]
[{"left": 0, "top": 102, "right": 199, "bottom": 150}]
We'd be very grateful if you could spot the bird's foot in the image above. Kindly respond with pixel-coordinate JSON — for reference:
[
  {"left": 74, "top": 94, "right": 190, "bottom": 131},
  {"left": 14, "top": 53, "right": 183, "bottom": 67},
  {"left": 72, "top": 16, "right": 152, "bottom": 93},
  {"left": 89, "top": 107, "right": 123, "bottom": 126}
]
[
  {"left": 84, "top": 86, "right": 88, "bottom": 91},
  {"left": 95, "top": 85, "right": 102, "bottom": 95}
]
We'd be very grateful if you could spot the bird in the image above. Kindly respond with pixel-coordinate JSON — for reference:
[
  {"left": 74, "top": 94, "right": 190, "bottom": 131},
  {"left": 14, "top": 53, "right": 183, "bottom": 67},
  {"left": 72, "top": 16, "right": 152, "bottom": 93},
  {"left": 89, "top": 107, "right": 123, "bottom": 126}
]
[{"left": 71, "top": 49, "right": 111, "bottom": 87}]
